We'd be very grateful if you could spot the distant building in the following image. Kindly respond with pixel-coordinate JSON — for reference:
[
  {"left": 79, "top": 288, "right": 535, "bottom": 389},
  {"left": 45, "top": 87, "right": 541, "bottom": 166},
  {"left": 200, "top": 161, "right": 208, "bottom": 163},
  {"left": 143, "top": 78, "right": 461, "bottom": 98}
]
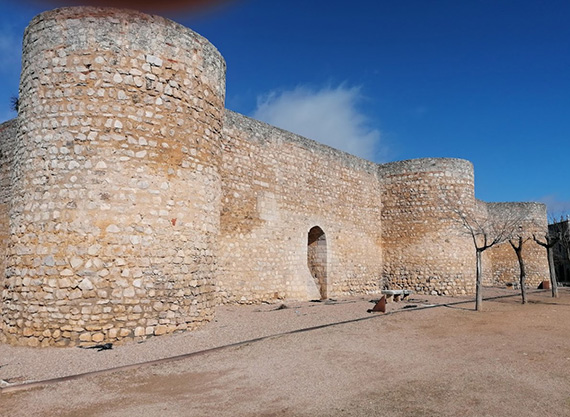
[{"left": 549, "top": 219, "right": 570, "bottom": 285}]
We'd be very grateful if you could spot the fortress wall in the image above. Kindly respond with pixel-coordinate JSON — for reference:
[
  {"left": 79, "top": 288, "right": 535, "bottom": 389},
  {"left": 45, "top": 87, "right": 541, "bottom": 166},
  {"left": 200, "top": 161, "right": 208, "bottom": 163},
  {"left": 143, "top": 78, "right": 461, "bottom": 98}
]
[
  {"left": 219, "top": 111, "right": 383, "bottom": 303},
  {"left": 378, "top": 158, "right": 476, "bottom": 295},
  {"left": 2, "top": 7, "right": 226, "bottom": 346},
  {"left": 0, "top": 7, "right": 551, "bottom": 347},
  {"left": 486, "top": 202, "right": 549, "bottom": 288},
  {"left": 0, "top": 119, "right": 17, "bottom": 327}
]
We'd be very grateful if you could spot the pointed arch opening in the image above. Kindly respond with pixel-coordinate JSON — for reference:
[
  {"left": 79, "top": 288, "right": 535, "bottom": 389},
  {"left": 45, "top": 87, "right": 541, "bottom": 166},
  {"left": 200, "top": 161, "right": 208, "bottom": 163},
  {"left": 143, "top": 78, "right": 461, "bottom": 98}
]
[{"left": 308, "top": 226, "right": 328, "bottom": 299}]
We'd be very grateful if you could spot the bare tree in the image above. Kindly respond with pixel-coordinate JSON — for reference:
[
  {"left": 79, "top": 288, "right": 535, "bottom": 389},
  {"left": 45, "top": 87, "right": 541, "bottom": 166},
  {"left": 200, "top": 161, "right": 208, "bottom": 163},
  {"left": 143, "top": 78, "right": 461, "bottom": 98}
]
[
  {"left": 533, "top": 233, "right": 558, "bottom": 298},
  {"left": 452, "top": 205, "right": 522, "bottom": 311},
  {"left": 509, "top": 235, "right": 531, "bottom": 304},
  {"left": 534, "top": 215, "right": 570, "bottom": 298}
]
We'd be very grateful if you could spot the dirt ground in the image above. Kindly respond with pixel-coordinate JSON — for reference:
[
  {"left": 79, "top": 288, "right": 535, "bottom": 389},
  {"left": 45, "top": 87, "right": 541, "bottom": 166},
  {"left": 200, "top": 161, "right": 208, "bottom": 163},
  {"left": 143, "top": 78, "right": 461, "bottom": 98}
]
[{"left": 1, "top": 288, "right": 569, "bottom": 416}]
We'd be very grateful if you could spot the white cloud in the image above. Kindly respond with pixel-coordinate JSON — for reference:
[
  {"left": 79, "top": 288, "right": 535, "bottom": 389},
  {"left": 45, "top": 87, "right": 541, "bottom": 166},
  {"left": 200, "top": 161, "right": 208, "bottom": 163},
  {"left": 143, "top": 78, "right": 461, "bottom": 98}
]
[{"left": 252, "top": 85, "right": 384, "bottom": 161}]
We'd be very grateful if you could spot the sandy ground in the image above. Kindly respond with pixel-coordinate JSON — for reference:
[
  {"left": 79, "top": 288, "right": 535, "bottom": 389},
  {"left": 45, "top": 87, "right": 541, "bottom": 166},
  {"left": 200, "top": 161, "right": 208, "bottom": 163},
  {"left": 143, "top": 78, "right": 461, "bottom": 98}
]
[{"left": 1, "top": 287, "right": 569, "bottom": 416}]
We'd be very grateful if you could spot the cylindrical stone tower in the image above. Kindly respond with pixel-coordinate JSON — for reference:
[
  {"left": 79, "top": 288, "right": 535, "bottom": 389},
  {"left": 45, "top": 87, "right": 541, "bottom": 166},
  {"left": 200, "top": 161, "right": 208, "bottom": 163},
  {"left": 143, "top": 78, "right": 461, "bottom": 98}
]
[
  {"left": 2, "top": 7, "right": 226, "bottom": 346},
  {"left": 378, "top": 158, "right": 476, "bottom": 295}
]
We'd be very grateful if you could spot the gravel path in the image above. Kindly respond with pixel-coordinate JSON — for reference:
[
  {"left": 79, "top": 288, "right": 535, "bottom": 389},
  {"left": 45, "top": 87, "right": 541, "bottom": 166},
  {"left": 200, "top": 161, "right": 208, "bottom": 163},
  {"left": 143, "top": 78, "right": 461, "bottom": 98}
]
[
  {"left": 1, "top": 291, "right": 452, "bottom": 385},
  {"left": 1, "top": 288, "right": 569, "bottom": 416}
]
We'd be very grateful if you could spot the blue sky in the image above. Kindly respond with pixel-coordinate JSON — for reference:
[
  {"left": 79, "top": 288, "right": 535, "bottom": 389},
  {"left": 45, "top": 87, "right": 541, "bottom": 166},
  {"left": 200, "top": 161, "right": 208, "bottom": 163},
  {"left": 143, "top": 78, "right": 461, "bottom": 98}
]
[{"left": 1, "top": 0, "right": 569, "bottom": 215}]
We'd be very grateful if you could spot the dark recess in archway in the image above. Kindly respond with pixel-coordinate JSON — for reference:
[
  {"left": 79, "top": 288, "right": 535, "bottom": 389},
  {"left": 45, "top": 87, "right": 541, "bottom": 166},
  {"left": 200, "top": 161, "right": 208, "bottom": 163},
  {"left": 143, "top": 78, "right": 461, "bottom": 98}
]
[{"left": 308, "top": 226, "right": 327, "bottom": 299}]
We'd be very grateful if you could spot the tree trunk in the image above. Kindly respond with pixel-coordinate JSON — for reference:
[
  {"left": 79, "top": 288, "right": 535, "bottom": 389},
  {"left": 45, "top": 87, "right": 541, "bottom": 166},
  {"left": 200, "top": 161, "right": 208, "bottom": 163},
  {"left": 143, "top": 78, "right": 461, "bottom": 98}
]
[
  {"left": 533, "top": 235, "right": 559, "bottom": 299},
  {"left": 476, "top": 250, "right": 483, "bottom": 311},
  {"left": 514, "top": 245, "right": 527, "bottom": 304},
  {"left": 547, "top": 247, "right": 559, "bottom": 298}
]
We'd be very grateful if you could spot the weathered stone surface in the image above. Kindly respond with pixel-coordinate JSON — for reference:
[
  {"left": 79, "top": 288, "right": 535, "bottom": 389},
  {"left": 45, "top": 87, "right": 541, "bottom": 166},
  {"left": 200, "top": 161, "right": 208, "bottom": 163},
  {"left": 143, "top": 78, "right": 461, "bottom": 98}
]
[
  {"left": 79, "top": 333, "right": 92, "bottom": 342},
  {"left": 70, "top": 257, "right": 83, "bottom": 269},
  {"left": 154, "top": 325, "right": 167, "bottom": 335},
  {"left": 92, "top": 333, "right": 105, "bottom": 343},
  {"left": 78, "top": 278, "right": 94, "bottom": 291}
]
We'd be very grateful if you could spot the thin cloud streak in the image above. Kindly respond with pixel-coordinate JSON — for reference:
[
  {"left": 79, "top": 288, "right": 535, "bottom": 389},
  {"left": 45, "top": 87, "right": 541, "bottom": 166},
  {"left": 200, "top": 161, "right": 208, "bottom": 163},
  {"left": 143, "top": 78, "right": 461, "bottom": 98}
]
[{"left": 252, "top": 85, "right": 384, "bottom": 162}]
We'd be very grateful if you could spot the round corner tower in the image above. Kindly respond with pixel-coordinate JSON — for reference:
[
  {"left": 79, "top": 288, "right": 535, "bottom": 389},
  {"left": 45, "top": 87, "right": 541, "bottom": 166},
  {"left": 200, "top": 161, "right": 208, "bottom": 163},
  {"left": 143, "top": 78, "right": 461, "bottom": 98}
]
[
  {"left": 378, "top": 158, "right": 476, "bottom": 295},
  {"left": 2, "top": 7, "right": 226, "bottom": 346}
]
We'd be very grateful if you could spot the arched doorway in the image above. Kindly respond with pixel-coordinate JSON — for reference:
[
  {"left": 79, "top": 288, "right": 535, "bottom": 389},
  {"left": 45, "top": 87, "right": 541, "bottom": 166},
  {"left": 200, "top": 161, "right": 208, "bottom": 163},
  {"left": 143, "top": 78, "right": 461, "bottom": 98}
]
[{"left": 308, "top": 226, "right": 327, "bottom": 299}]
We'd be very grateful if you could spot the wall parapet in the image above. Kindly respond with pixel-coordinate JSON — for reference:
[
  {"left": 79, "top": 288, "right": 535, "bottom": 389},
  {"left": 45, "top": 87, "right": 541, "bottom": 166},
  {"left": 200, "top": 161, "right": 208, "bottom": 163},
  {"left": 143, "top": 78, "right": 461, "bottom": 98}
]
[{"left": 224, "top": 110, "right": 380, "bottom": 176}]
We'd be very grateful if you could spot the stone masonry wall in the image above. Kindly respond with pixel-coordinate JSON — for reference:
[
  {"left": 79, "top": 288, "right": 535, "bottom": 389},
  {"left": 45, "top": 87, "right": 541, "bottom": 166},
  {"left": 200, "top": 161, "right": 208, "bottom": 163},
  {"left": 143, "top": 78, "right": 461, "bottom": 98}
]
[
  {"left": 2, "top": 7, "right": 226, "bottom": 347},
  {"left": 0, "top": 120, "right": 17, "bottom": 324},
  {"left": 219, "top": 111, "right": 383, "bottom": 303},
  {"left": 378, "top": 158, "right": 477, "bottom": 295}
]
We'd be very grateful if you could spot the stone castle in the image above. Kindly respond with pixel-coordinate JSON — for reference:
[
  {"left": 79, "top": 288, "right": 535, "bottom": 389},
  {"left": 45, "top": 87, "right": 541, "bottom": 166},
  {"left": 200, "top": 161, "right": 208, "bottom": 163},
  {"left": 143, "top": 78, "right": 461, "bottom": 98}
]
[{"left": 0, "top": 7, "right": 549, "bottom": 347}]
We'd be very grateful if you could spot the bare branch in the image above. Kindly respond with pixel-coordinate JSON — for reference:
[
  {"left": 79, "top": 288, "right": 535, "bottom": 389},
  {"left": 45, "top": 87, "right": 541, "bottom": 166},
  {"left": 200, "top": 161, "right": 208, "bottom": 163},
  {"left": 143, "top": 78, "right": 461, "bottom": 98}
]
[{"left": 533, "top": 233, "right": 558, "bottom": 249}]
